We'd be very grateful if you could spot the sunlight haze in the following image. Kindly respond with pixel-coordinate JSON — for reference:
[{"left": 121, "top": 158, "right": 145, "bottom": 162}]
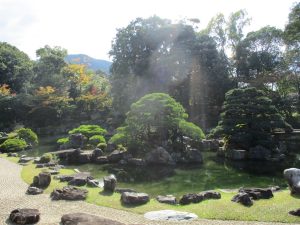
[{"left": 0, "top": 0, "right": 297, "bottom": 60}]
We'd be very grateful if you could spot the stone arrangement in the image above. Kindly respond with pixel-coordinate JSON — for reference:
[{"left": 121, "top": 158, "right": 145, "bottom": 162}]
[{"left": 231, "top": 187, "right": 274, "bottom": 206}]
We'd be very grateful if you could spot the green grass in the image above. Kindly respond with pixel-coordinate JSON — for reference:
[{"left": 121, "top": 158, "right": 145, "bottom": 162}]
[{"left": 1, "top": 153, "right": 300, "bottom": 223}]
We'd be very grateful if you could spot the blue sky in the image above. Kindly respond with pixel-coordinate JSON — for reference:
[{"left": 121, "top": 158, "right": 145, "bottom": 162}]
[{"left": 0, "top": 0, "right": 297, "bottom": 60}]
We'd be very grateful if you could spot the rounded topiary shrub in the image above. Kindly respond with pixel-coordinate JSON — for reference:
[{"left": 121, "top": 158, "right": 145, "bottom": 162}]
[
  {"left": 88, "top": 135, "right": 106, "bottom": 146},
  {"left": 0, "top": 138, "right": 27, "bottom": 152},
  {"left": 16, "top": 128, "right": 38, "bottom": 145},
  {"left": 40, "top": 153, "right": 52, "bottom": 163},
  {"left": 57, "top": 137, "right": 69, "bottom": 145},
  {"left": 68, "top": 125, "right": 107, "bottom": 138}
]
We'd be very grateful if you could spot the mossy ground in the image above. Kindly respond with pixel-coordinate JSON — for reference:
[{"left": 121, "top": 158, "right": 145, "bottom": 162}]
[{"left": 1, "top": 154, "right": 300, "bottom": 223}]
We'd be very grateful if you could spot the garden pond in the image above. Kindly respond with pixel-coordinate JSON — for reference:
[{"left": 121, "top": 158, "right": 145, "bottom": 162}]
[{"left": 24, "top": 136, "right": 300, "bottom": 197}]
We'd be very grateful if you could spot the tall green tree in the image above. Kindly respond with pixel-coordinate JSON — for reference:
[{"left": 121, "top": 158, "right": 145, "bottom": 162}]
[
  {"left": 0, "top": 42, "right": 34, "bottom": 93},
  {"left": 34, "top": 45, "right": 68, "bottom": 90}
]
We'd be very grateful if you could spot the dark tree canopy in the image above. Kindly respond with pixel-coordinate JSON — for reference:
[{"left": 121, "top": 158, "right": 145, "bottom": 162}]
[
  {"left": 0, "top": 42, "right": 34, "bottom": 93},
  {"left": 211, "top": 87, "right": 292, "bottom": 150}
]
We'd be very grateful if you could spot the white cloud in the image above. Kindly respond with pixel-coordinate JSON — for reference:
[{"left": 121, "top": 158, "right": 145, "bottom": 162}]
[{"left": 0, "top": 0, "right": 296, "bottom": 60}]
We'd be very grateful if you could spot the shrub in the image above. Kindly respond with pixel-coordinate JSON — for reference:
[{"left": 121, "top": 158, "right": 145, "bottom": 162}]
[
  {"left": 68, "top": 125, "right": 107, "bottom": 138},
  {"left": 0, "top": 138, "right": 27, "bottom": 152},
  {"left": 97, "top": 142, "right": 107, "bottom": 150},
  {"left": 16, "top": 128, "right": 38, "bottom": 145},
  {"left": 179, "top": 120, "right": 205, "bottom": 141},
  {"left": 57, "top": 137, "right": 69, "bottom": 145},
  {"left": 88, "top": 135, "right": 106, "bottom": 146},
  {"left": 40, "top": 153, "right": 52, "bottom": 163},
  {"left": 109, "top": 127, "right": 128, "bottom": 145},
  {"left": 210, "top": 87, "right": 292, "bottom": 150}
]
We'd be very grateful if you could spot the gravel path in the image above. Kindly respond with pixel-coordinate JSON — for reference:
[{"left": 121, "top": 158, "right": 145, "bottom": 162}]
[{"left": 0, "top": 157, "right": 297, "bottom": 225}]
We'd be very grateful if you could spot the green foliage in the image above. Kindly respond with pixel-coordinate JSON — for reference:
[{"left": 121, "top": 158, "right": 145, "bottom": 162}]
[
  {"left": 97, "top": 142, "right": 107, "bottom": 151},
  {"left": 68, "top": 125, "right": 107, "bottom": 138},
  {"left": 109, "top": 127, "right": 128, "bottom": 145},
  {"left": 211, "top": 87, "right": 292, "bottom": 150},
  {"left": 179, "top": 120, "right": 205, "bottom": 141},
  {"left": 16, "top": 128, "right": 38, "bottom": 145},
  {"left": 0, "top": 42, "right": 34, "bottom": 93},
  {"left": 88, "top": 135, "right": 106, "bottom": 146},
  {"left": 0, "top": 138, "right": 27, "bottom": 152},
  {"left": 40, "top": 153, "right": 52, "bottom": 163},
  {"left": 113, "top": 93, "right": 204, "bottom": 153},
  {"left": 57, "top": 137, "right": 69, "bottom": 145}
]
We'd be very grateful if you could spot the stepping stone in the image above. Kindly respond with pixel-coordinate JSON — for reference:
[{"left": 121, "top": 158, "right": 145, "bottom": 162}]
[
  {"left": 121, "top": 192, "right": 149, "bottom": 205},
  {"left": 51, "top": 186, "right": 88, "bottom": 200},
  {"left": 156, "top": 195, "right": 177, "bottom": 204},
  {"left": 26, "top": 186, "right": 43, "bottom": 195},
  {"left": 61, "top": 213, "right": 125, "bottom": 225},
  {"left": 144, "top": 210, "right": 197, "bottom": 221}
]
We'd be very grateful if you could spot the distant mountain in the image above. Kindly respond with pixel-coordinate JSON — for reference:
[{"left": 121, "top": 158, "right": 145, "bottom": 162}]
[{"left": 65, "top": 54, "right": 112, "bottom": 75}]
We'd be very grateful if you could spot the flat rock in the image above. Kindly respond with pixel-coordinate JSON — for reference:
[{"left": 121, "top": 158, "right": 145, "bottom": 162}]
[
  {"left": 156, "top": 195, "right": 177, "bottom": 204},
  {"left": 9, "top": 208, "right": 40, "bottom": 224},
  {"left": 51, "top": 186, "right": 88, "bottom": 201},
  {"left": 26, "top": 186, "right": 43, "bottom": 195},
  {"left": 18, "top": 157, "right": 34, "bottom": 163},
  {"left": 61, "top": 213, "right": 125, "bottom": 225},
  {"left": 239, "top": 187, "right": 273, "bottom": 199},
  {"left": 179, "top": 191, "right": 221, "bottom": 205},
  {"left": 121, "top": 192, "right": 149, "bottom": 205},
  {"left": 144, "top": 210, "right": 197, "bottom": 221}
]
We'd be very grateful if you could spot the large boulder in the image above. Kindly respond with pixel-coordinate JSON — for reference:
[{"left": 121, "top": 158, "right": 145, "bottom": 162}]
[
  {"left": 248, "top": 145, "right": 271, "bottom": 160},
  {"left": 9, "top": 208, "right": 40, "bottom": 224},
  {"left": 33, "top": 172, "right": 51, "bottom": 188},
  {"left": 284, "top": 168, "right": 300, "bottom": 194},
  {"left": 103, "top": 174, "right": 117, "bottom": 192},
  {"left": 107, "top": 150, "right": 126, "bottom": 163},
  {"left": 61, "top": 213, "right": 125, "bottom": 225},
  {"left": 121, "top": 192, "right": 149, "bottom": 205},
  {"left": 231, "top": 193, "right": 253, "bottom": 206},
  {"left": 289, "top": 209, "right": 300, "bottom": 217},
  {"left": 67, "top": 172, "right": 93, "bottom": 186},
  {"left": 239, "top": 188, "right": 273, "bottom": 199},
  {"left": 95, "top": 156, "right": 109, "bottom": 164},
  {"left": 145, "top": 147, "right": 175, "bottom": 165},
  {"left": 69, "top": 133, "right": 87, "bottom": 148},
  {"left": 51, "top": 186, "right": 88, "bottom": 200},
  {"left": 91, "top": 148, "right": 103, "bottom": 161}
]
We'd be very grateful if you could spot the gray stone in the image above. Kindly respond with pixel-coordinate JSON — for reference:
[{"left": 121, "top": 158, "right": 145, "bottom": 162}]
[
  {"left": 92, "top": 148, "right": 103, "bottom": 159},
  {"left": 145, "top": 147, "right": 175, "bottom": 165},
  {"left": 67, "top": 172, "right": 93, "bottom": 186},
  {"left": 26, "top": 187, "right": 43, "bottom": 195},
  {"left": 231, "top": 193, "right": 253, "bottom": 206},
  {"left": 144, "top": 210, "right": 197, "bottom": 221},
  {"left": 107, "top": 150, "right": 126, "bottom": 163},
  {"left": 61, "top": 213, "right": 125, "bottom": 225},
  {"left": 156, "top": 195, "right": 177, "bottom": 205},
  {"left": 87, "top": 179, "right": 101, "bottom": 187},
  {"left": 179, "top": 191, "right": 221, "bottom": 205},
  {"left": 51, "top": 186, "right": 88, "bottom": 200},
  {"left": 33, "top": 172, "right": 51, "bottom": 188},
  {"left": 19, "top": 157, "right": 34, "bottom": 163},
  {"left": 9, "top": 208, "right": 40, "bottom": 224},
  {"left": 230, "top": 149, "right": 247, "bottom": 160},
  {"left": 7, "top": 152, "right": 18, "bottom": 157},
  {"left": 121, "top": 192, "right": 149, "bottom": 205},
  {"left": 103, "top": 174, "right": 117, "bottom": 192},
  {"left": 69, "top": 133, "right": 87, "bottom": 148},
  {"left": 95, "top": 156, "right": 109, "bottom": 164},
  {"left": 239, "top": 188, "right": 273, "bottom": 199},
  {"left": 284, "top": 168, "right": 300, "bottom": 194}
]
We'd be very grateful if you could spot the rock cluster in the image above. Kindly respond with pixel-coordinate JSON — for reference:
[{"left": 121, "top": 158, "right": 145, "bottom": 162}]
[
  {"left": 231, "top": 187, "right": 273, "bottom": 206},
  {"left": 179, "top": 191, "right": 221, "bottom": 205},
  {"left": 51, "top": 186, "right": 88, "bottom": 200}
]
